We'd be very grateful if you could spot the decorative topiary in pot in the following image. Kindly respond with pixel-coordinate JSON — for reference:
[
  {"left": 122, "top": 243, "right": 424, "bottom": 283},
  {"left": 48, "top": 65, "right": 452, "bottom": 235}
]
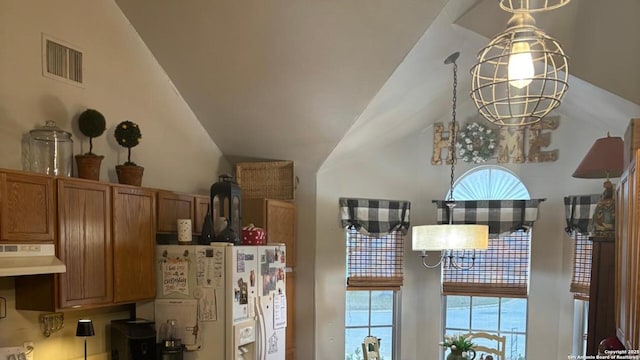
[
  {"left": 114, "top": 120, "right": 144, "bottom": 186},
  {"left": 75, "top": 108, "right": 107, "bottom": 180}
]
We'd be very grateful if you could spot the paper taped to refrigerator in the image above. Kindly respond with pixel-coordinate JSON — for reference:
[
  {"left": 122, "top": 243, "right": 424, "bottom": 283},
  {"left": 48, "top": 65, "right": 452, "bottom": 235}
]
[
  {"left": 274, "top": 293, "right": 287, "bottom": 329},
  {"left": 161, "top": 256, "right": 189, "bottom": 296}
]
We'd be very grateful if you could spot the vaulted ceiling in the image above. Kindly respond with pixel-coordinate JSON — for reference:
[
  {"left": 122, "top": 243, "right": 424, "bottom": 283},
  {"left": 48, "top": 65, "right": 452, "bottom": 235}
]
[{"left": 115, "top": 0, "right": 640, "bottom": 171}]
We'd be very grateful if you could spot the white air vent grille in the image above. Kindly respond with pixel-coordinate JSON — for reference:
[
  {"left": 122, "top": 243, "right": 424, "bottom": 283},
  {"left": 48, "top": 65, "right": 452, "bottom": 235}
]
[{"left": 42, "top": 34, "right": 83, "bottom": 86}]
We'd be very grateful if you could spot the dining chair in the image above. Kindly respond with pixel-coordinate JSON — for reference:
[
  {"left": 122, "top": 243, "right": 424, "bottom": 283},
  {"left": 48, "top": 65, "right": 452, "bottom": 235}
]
[
  {"left": 463, "top": 332, "right": 506, "bottom": 360},
  {"left": 362, "top": 336, "right": 381, "bottom": 360}
]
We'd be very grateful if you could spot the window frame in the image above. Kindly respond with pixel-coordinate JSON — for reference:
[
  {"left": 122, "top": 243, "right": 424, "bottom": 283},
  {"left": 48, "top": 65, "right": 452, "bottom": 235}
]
[
  {"left": 442, "top": 295, "right": 529, "bottom": 360},
  {"left": 441, "top": 165, "right": 531, "bottom": 360},
  {"left": 345, "top": 289, "right": 402, "bottom": 360}
]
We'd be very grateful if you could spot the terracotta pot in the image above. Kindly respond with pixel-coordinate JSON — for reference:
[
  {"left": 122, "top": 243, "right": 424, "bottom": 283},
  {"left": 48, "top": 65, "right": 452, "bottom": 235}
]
[
  {"left": 116, "top": 164, "right": 144, "bottom": 186},
  {"left": 75, "top": 154, "right": 104, "bottom": 180}
]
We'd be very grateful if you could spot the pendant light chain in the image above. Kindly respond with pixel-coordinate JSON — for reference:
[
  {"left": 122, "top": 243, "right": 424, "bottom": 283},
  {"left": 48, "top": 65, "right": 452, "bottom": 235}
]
[
  {"left": 448, "top": 55, "right": 458, "bottom": 202},
  {"left": 410, "top": 51, "right": 489, "bottom": 271}
]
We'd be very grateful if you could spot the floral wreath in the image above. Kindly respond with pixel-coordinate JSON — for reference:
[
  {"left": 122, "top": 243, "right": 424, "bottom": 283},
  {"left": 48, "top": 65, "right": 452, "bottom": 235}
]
[{"left": 456, "top": 122, "right": 498, "bottom": 164}]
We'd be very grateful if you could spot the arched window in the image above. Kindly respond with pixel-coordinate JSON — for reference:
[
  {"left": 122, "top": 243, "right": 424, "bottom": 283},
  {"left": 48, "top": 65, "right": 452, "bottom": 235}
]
[
  {"left": 448, "top": 165, "right": 530, "bottom": 201},
  {"left": 443, "top": 165, "right": 530, "bottom": 360}
]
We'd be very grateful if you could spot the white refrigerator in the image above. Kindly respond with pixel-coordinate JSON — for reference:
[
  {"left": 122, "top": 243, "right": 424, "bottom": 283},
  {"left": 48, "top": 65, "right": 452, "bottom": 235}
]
[{"left": 155, "top": 243, "right": 287, "bottom": 360}]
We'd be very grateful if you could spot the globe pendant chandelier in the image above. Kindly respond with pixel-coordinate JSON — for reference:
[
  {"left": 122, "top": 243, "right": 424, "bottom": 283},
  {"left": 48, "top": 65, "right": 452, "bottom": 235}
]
[
  {"left": 499, "top": 0, "right": 571, "bottom": 13},
  {"left": 470, "top": 9, "right": 569, "bottom": 126}
]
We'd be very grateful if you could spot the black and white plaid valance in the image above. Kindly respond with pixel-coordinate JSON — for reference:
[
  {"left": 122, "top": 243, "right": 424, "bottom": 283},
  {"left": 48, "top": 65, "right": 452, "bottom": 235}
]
[
  {"left": 339, "top": 198, "right": 411, "bottom": 237},
  {"left": 432, "top": 199, "right": 545, "bottom": 237},
  {"left": 564, "top": 194, "right": 601, "bottom": 235}
]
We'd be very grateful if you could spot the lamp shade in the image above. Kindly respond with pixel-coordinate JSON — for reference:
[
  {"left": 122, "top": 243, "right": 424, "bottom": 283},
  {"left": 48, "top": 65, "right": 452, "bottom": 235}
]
[
  {"left": 572, "top": 135, "right": 623, "bottom": 179},
  {"left": 76, "top": 319, "right": 95, "bottom": 337},
  {"left": 412, "top": 224, "right": 489, "bottom": 251}
]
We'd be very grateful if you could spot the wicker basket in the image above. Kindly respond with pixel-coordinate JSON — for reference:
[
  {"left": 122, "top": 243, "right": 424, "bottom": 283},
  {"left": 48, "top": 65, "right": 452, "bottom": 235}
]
[{"left": 235, "top": 160, "right": 295, "bottom": 200}]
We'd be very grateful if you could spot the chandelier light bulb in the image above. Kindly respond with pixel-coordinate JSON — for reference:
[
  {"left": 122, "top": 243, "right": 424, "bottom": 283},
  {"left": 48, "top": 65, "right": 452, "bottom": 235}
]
[
  {"left": 508, "top": 41, "right": 534, "bottom": 88},
  {"left": 470, "top": 12, "right": 569, "bottom": 126}
]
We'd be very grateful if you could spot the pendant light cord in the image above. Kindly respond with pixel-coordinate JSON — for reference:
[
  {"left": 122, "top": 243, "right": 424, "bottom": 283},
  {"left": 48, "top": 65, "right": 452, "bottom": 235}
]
[
  {"left": 443, "top": 51, "right": 460, "bottom": 203},
  {"left": 449, "top": 59, "right": 457, "bottom": 202}
]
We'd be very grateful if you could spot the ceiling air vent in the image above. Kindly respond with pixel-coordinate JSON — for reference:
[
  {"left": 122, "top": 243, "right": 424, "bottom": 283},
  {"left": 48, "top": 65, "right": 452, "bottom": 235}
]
[{"left": 42, "top": 34, "right": 83, "bottom": 86}]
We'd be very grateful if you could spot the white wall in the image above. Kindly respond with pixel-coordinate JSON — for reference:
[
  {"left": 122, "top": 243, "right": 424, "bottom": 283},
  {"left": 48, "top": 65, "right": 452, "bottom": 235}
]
[{"left": 0, "top": 0, "right": 229, "bottom": 358}]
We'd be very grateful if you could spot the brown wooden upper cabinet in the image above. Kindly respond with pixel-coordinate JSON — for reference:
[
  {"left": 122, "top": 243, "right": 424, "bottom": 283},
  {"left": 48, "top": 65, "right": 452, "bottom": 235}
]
[
  {"left": 112, "top": 185, "right": 156, "bottom": 303},
  {"left": 157, "top": 190, "right": 195, "bottom": 233},
  {"left": 16, "top": 178, "right": 113, "bottom": 311},
  {"left": 194, "top": 194, "right": 211, "bottom": 236},
  {"left": 57, "top": 179, "right": 113, "bottom": 308},
  {"left": 242, "top": 198, "right": 296, "bottom": 267},
  {"left": 0, "top": 169, "right": 55, "bottom": 243},
  {"left": 157, "top": 191, "right": 211, "bottom": 235}
]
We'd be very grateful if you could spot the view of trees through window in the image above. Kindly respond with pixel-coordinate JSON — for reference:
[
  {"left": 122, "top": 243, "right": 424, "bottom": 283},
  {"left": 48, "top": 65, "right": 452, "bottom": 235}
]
[{"left": 345, "top": 290, "right": 396, "bottom": 360}]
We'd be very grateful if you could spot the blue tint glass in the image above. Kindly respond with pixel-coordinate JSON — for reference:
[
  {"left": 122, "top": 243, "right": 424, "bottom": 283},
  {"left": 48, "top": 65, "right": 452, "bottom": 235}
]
[
  {"left": 345, "top": 328, "right": 369, "bottom": 360},
  {"left": 372, "top": 326, "right": 393, "bottom": 360},
  {"left": 504, "top": 333, "right": 527, "bottom": 360},
  {"left": 345, "top": 291, "right": 370, "bottom": 327},
  {"left": 370, "top": 291, "right": 393, "bottom": 326},
  {"left": 471, "top": 297, "right": 499, "bottom": 331},
  {"left": 499, "top": 298, "right": 527, "bottom": 332},
  {"left": 446, "top": 296, "right": 470, "bottom": 329}
]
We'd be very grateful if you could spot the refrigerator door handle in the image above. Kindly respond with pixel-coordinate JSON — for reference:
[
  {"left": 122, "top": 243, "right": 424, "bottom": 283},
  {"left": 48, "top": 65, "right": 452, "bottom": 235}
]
[{"left": 257, "top": 298, "right": 267, "bottom": 360}]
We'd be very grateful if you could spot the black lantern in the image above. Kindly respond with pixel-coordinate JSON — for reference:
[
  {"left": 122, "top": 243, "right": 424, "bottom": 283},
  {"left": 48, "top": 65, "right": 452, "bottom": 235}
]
[{"left": 210, "top": 174, "right": 242, "bottom": 238}]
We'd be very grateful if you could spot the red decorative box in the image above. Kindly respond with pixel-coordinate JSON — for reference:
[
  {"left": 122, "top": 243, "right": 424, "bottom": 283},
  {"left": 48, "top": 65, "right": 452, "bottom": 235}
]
[{"left": 241, "top": 224, "right": 266, "bottom": 245}]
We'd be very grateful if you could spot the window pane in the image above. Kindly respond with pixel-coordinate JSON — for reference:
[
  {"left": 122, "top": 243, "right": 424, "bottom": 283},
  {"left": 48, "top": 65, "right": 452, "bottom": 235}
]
[
  {"left": 446, "top": 296, "right": 470, "bottom": 329},
  {"left": 371, "top": 290, "right": 393, "bottom": 326},
  {"left": 346, "top": 290, "right": 398, "bottom": 359},
  {"left": 346, "top": 291, "right": 370, "bottom": 327},
  {"left": 345, "top": 327, "right": 369, "bottom": 360},
  {"left": 472, "top": 332, "right": 500, "bottom": 350},
  {"left": 471, "top": 297, "right": 499, "bottom": 331},
  {"left": 444, "top": 296, "right": 528, "bottom": 360},
  {"left": 372, "top": 326, "right": 393, "bottom": 360},
  {"left": 500, "top": 298, "right": 527, "bottom": 332},
  {"left": 505, "top": 333, "right": 526, "bottom": 360}
]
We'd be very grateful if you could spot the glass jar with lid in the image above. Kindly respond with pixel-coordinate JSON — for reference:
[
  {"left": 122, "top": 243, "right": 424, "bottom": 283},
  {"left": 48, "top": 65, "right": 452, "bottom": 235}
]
[{"left": 27, "top": 120, "right": 73, "bottom": 176}]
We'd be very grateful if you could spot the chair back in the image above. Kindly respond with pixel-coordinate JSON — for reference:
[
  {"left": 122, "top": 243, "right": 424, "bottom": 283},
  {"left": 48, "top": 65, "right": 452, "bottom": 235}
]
[
  {"left": 463, "top": 332, "right": 506, "bottom": 360},
  {"left": 362, "top": 336, "right": 381, "bottom": 360}
]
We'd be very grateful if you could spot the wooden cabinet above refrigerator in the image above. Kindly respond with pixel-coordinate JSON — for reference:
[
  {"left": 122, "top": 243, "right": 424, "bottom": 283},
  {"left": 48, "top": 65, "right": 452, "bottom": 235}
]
[{"left": 242, "top": 198, "right": 296, "bottom": 267}]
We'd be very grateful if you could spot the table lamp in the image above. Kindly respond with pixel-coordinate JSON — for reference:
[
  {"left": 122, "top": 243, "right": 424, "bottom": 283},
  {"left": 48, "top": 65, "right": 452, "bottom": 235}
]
[
  {"left": 76, "top": 319, "right": 95, "bottom": 360},
  {"left": 572, "top": 133, "right": 623, "bottom": 235}
]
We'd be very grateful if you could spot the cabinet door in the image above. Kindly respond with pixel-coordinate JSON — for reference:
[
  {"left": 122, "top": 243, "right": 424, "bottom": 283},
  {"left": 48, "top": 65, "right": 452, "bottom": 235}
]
[
  {"left": 616, "top": 165, "right": 630, "bottom": 345},
  {"left": 194, "top": 195, "right": 210, "bottom": 235},
  {"left": 266, "top": 200, "right": 296, "bottom": 267},
  {"left": 617, "top": 160, "right": 639, "bottom": 347},
  {"left": 286, "top": 271, "right": 296, "bottom": 360},
  {"left": 0, "top": 171, "right": 55, "bottom": 242},
  {"left": 157, "top": 191, "right": 195, "bottom": 233},
  {"left": 112, "top": 186, "right": 156, "bottom": 303},
  {"left": 630, "top": 164, "right": 640, "bottom": 349},
  {"left": 242, "top": 199, "right": 296, "bottom": 267},
  {"left": 57, "top": 179, "right": 112, "bottom": 308}
]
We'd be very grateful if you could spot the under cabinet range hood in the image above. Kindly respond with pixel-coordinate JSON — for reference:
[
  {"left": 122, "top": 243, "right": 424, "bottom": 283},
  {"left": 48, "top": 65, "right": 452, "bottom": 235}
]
[{"left": 0, "top": 244, "right": 66, "bottom": 277}]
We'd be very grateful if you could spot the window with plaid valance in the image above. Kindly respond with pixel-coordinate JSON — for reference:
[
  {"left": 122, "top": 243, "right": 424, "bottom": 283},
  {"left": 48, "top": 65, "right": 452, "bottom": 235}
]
[
  {"left": 435, "top": 199, "right": 544, "bottom": 298},
  {"left": 339, "top": 198, "right": 410, "bottom": 289},
  {"left": 564, "top": 194, "right": 601, "bottom": 300},
  {"left": 432, "top": 199, "right": 545, "bottom": 237}
]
